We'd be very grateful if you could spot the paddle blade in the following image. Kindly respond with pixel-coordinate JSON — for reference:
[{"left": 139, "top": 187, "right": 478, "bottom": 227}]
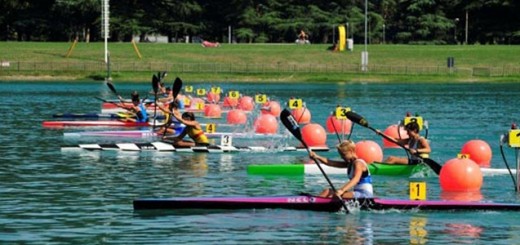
[
  {"left": 280, "top": 109, "right": 307, "bottom": 148},
  {"left": 423, "top": 158, "right": 442, "bottom": 175},
  {"left": 172, "top": 77, "right": 183, "bottom": 100},
  {"left": 152, "top": 74, "right": 159, "bottom": 94},
  {"left": 345, "top": 111, "right": 369, "bottom": 127},
  {"left": 106, "top": 82, "right": 118, "bottom": 96}
]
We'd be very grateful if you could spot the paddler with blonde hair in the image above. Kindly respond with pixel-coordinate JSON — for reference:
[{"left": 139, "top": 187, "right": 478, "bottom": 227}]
[{"left": 309, "top": 140, "right": 373, "bottom": 198}]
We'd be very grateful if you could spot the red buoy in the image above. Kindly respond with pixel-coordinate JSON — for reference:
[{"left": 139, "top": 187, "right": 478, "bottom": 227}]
[
  {"left": 204, "top": 104, "right": 222, "bottom": 118},
  {"left": 226, "top": 109, "right": 247, "bottom": 124},
  {"left": 223, "top": 96, "right": 239, "bottom": 108},
  {"left": 261, "top": 101, "right": 281, "bottom": 117},
  {"left": 460, "top": 140, "right": 492, "bottom": 167},
  {"left": 355, "top": 140, "right": 383, "bottom": 163},
  {"left": 206, "top": 91, "right": 221, "bottom": 103},
  {"left": 238, "top": 96, "right": 255, "bottom": 111},
  {"left": 382, "top": 124, "right": 408, "bottom": 148},
  {"left": 291, "top": 108, "right": 311, "bottom": 124},
  {"left": 439, "top": 158, "right": 483, "bottom": 192},
  {"left": 325, "top": 115, "right": 352, "bottom": 134},
  {"left": 254, "top": 114, "right": 278, "bottom": 134},
  {"left": 301, "top": 123, "right": 327, "bottom": 147}
]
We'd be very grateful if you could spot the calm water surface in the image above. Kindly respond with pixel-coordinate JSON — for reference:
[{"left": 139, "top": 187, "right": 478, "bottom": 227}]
[{"left": 1, "top": 81, "right": 520, "bottom": 244}]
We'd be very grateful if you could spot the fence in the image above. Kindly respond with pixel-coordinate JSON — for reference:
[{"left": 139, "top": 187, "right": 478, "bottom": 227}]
[{"left": 1, "top": 61, "right": 520, "bottom": 77}]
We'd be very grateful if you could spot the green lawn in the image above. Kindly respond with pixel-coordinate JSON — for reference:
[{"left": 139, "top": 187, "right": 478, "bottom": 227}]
[{"left": 1, "top": 42, "right": 520, "bottom": 82}]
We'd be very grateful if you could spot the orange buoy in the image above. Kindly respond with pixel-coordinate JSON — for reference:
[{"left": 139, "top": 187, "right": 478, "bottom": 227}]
[
  {"left": 460, "top": 140, "right": 492, "bottom": 167},
  {"left": 355, "top": 140, "right": 383, "bottom": 163},
  {"left": 226, "top": 109, "right": 247, "bottom": 124},
  {"left": 238, "top": 96, "right": 255, "bottom": 111},
  {"left": 261, "top": 101, "right": 281, "bottom": 117},
  {"left": 206, "top": 91, "right": 221, "bottom": 103},
  {"left": 325, "top": 115, "right": 352, "bottom": 134},
  {"left": 204, "top": 104, "right": 222, "bottom": 118},
  {"left": 223, "top": 96, "right": 239, "bottom": 108},
  {"left": 301, "top": 123, "right": 327, "bottom": 147},
  {"left": 291, "top": 107, "right": 311, "bottom": 124},
  {"left": 382, "top": 124, "right": 408, "bottom": 148},
  {"left": 254, "top": 114, "right": 278, "bottom": 134},
  {"left": 439, "top": 158, "right": 483, "bottom": 192}
]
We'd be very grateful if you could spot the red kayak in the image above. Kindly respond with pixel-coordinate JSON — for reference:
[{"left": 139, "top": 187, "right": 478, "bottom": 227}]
[{"left": 42, "top": 120, "right": 152, "bottom": 128}]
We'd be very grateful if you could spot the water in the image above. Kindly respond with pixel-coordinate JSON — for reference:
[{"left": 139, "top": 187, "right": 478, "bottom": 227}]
[{"left": 1, "top": 81, "right": 520, "bottom": 244}]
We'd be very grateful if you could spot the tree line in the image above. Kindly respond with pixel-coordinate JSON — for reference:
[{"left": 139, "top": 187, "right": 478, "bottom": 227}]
[{"left": 1, "top": 0, "right": 519, "bottom": 44}]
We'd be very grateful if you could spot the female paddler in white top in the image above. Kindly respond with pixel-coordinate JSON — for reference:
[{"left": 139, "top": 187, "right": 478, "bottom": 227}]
[{"left": 309, "top": 140, "right": 373, "bottom": 199}]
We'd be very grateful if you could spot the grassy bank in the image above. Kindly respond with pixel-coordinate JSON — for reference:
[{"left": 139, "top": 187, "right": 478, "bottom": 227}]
[{"left": 1, "top": 42, "right": 520, "bottom": 82}]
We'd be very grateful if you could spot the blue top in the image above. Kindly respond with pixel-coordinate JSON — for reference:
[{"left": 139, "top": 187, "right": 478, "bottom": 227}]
[
  {"left": 136, "top": 103, "right": 148, "bottom": 122},
  {"left": 347, "top": 159, "right": 372, "bottom": 185}
]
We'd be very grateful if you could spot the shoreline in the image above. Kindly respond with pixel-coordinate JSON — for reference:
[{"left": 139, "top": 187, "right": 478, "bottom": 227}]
[{"left": 1, "top": 73, "right": 518, "bottom": 83}]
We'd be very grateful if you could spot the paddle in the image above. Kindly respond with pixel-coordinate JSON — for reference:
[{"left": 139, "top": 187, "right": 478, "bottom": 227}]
[
  {"left": 172, "top": 77, "right": 182, "bottom": 100},
  {"left": 345, "top": 111, "right": 442, "bottom": 175},
  {"left": 152, "top": 74, "right": 160, "bottom": 129},
  {"left": 162, "top": 77, "right": 183, "bottom": 138},
  {"left": 280, "top": 109, "right": 349, "bottom": 212},
  {"left": 107, "top": 81, "right": 120, "bottom": 99}
]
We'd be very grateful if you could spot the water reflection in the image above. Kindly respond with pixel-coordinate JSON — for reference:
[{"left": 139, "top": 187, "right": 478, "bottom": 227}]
[
  {"left": 336, "top": 216, "right": 374, "bottom": 245},
  {"left": 440, "top": 191, "right": 483, "bottom": 201},
  {"left": 409, "top": 216, "right": 428, "bottom": 244},
  {"left": 444, "top": 223, "right": 483, "bottom": 238}
]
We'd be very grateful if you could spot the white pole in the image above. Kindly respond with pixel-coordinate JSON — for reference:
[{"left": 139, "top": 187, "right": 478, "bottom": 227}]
[
  {"left": 228, "top": 26, "right": 231, "bottom": 44},
  {"left": 102, "top": 0, "right": 110, "bottom": 64},
  {"left": 361, "top": 0, "right": 368, "bottom": 71},
  {"left": 515, "top": 148, "right": 520, "bottom": 192}
]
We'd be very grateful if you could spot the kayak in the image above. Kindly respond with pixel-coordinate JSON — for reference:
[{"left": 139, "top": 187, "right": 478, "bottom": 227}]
[
  {"left": 52, "top": 112, "right": 165, "bottom": 120},
  {"left": 133, "top": 194, "right": 520, "bottom": 212},
  {"left": 44, "top": 120, "right": 242, "bottom": 129},
  {"left": 42, "top": 120, "right": 156, "bottom": 128},
  {"left": 53, "top": 112, "right": 131, "bottom": 119},
  {"left": 64, "top": 130, "right": 287, "bottom": 139},
  {"left": 61, "top": 142, "right": 330, "bottom": 152},
  {"left": 247, "top": 163, "right": 517, "bottom": 177},
  {"left": 247, "top": 162, "right": 429, "bottom": 176}
]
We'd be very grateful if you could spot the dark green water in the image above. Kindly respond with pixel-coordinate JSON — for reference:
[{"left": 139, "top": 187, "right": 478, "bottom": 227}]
[{"left": 1, "top": 81, "right": 520, "bottom": 244}]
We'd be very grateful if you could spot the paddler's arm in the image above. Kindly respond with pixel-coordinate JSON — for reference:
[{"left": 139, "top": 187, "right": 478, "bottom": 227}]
[
  {"left": 309, "top": 151, "right": 347, "bottom": 168},
  {"left": 172, "top": 111, "right": 198, "bottom": 127},
  {"left": 410, "top": 137, "right": 431, "bottom": 155}
]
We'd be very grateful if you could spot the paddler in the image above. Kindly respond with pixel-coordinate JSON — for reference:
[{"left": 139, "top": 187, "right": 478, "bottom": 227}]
[
  {"left": 119, "top": 91, "right": 148, "bottom": 123},
  {"left": 163, "top": 111, "right": 209, "bottom": 147},
  {"left": 376, "top": 121, "right": 431, "bottom": 165},
  {"left": 309, "top": 140, "right": 373, "bottom": 198},
  {"left": 155, "top": 100, "right": 182, "bottom": 136}
]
